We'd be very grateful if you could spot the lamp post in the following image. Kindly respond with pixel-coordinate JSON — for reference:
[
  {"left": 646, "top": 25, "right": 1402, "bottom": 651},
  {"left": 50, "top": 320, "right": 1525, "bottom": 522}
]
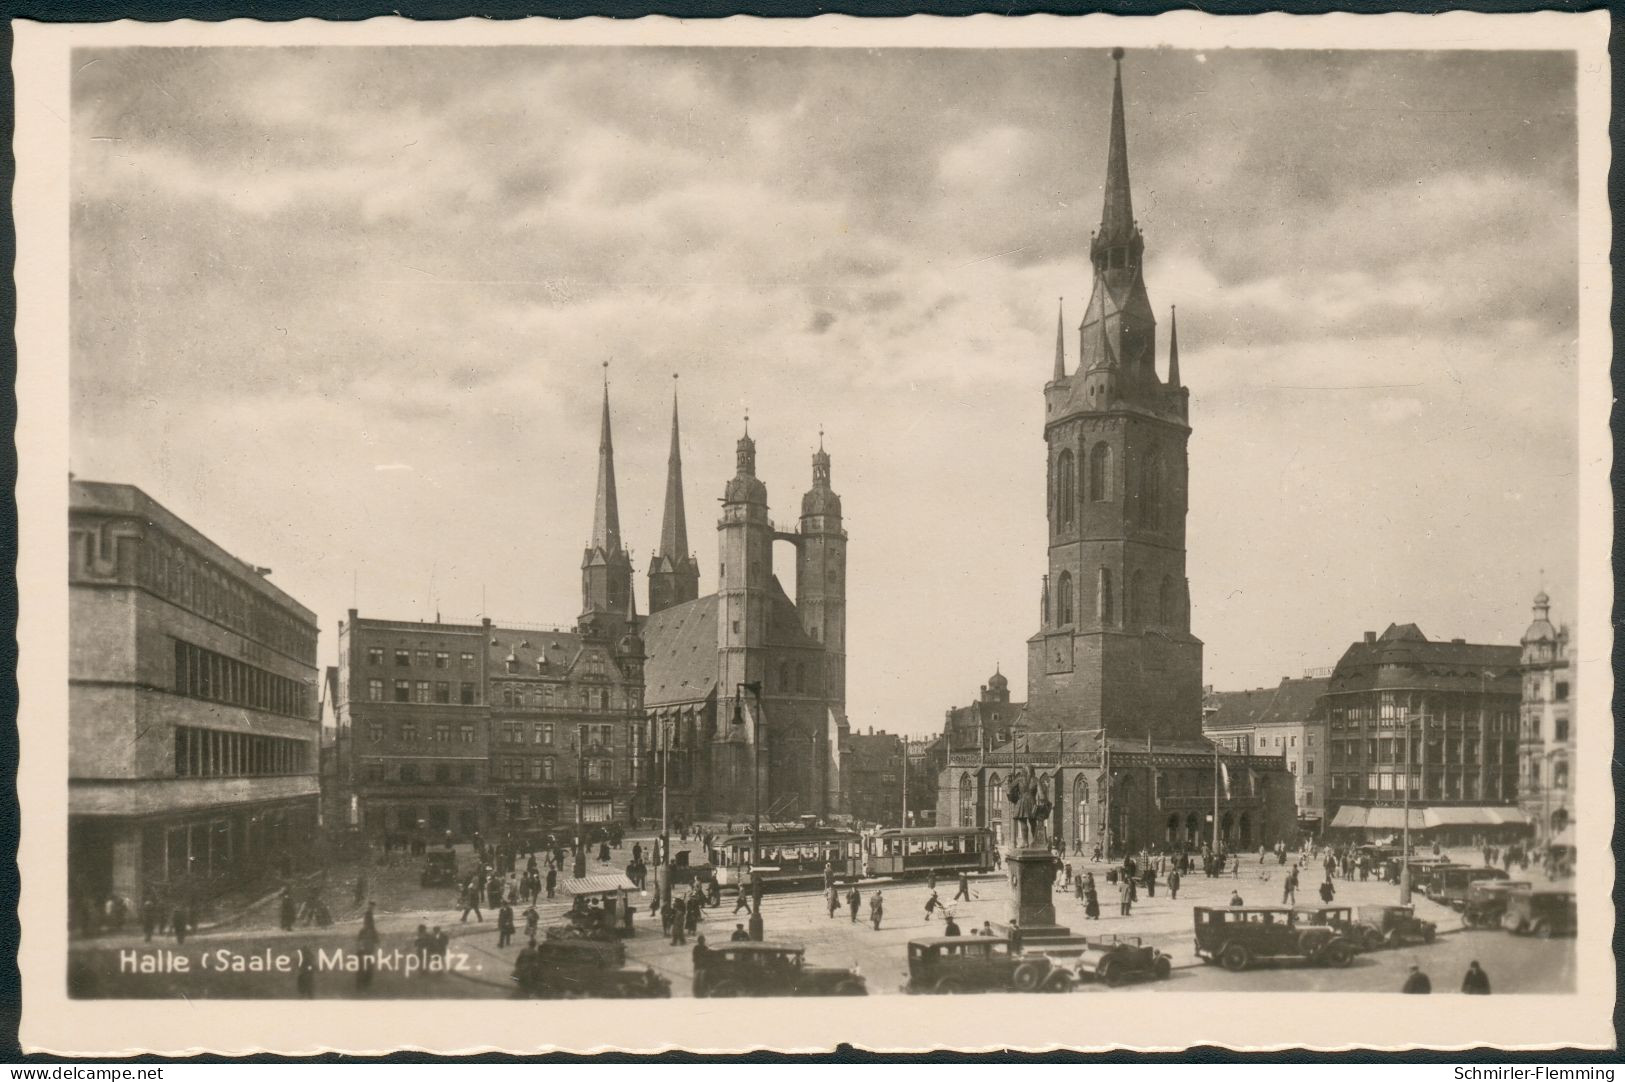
[
  {"left": 568, "top": 728, "right": 587, "bottom": 880},
  {"left": 731, "top": 682, "right": 764, "bottom": 867}
]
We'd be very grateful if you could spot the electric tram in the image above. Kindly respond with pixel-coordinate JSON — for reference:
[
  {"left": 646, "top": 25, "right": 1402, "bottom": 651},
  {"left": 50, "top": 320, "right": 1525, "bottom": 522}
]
[{"left": 863, "top": 826, "right": 996, "bottom": 879}]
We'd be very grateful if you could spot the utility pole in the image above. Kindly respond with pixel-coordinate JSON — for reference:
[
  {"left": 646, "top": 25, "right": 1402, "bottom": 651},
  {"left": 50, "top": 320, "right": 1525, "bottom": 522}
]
[
  {"left": 1211, "top": 741, "right": 1221, "bottom": 858},
  {"left": 901, "top": 736, "right": 909, "bottom": 828},
  {"left": 660, "top": 717, "right": 670, "bottom": 907}
]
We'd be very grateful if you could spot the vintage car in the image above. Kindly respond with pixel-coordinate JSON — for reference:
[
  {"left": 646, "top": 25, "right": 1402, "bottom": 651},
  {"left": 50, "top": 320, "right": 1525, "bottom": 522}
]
[
  {"left": 1502, "top": 887, "right": 1577, "bottom": 938},
  {"left": 419, "top": 850, "right": 458, "bottom": 888},
  {"left": 1291, "top": 906, "right": 1362, "bottom": 943},
  {"left": 1461, "top": 879, "right": 1531, "bottom": 929},
  {"left": 558, "top": 889, "right": 638, "bottom": 938},
  {"left": 693, "top": 941, "right": 867, "bottom": 997},
  {"left": 516, "top": 937, "right": 670, "bottom": 999},
  {"left": 1074, "top": 935, "right": 1172, "bottom": 986},
  {"left": 1353, "top": 904, "right": 1437, "bottom": 949},
  {"left": 1424, "top": 865, "right": 1510, "bottom": 909},
  {"left": 1385, "top": 856, "right": 1454, "bottom": 889},
  {"left": 1193, "top": 906, "right": 1359, "bottom": 972},
  {"left": 904, "top": 935, "right": 1070, "bottom": 994}
]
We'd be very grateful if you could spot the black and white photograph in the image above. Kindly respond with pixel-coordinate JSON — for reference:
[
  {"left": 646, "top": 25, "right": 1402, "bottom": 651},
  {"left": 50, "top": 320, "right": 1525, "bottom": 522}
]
[{"left": 13, "top": 11, "right": 1613, "bottom": 1054}]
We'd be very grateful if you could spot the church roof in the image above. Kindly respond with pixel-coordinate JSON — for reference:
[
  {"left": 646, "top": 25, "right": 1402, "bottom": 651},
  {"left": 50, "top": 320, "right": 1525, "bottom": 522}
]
[
  {"left": 1205, "top": 676, "right": 1328, "bottom": 732},
  {"left": 641, "top": 579, "right": 822, "bottom": 708}
]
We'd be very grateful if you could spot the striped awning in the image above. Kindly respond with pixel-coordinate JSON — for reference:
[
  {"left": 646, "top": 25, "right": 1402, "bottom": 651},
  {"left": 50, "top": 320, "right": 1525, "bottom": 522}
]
[{"left": 561, "top": 874, "right": 636, "bottom": 896}]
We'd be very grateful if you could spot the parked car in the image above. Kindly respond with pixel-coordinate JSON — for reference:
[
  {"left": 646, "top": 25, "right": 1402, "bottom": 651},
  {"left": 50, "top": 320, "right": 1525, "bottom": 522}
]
[
  {"left": 1193, "top": 906, "right": 1359, "bottom": 972},
  {"left": 1502, "top": 887, "right": 1577, "bottom": 938},
  {"left": 517, "top": 937, "right": 670, "bottom": 999},
  {"left": 1354, "top": 904, "right": 1436, "bottom": 949},
  {"left": 1074, "top": 935, "right": 1172, "bottom": 986},
  {"left": 693, "top": 941, "right": 867, "bottom": 997},
  {"left": 1386, "top": 857, "right": 1454, "bottom": 889},
  {"left": 1291, "top": 905, "right": 1362, "bottom": 943},
  {"left": 1425, "top": 865, "right": 1509, "bottom": 909},
  {"left": 1461, "top": 880, "right": 1531, "bottom": 929},
  {"left": 419, "top": 850, "right": 458, "bottom": 888},
  {"left": 904, "top": 935, "right": 1069, "bottom": 994}
]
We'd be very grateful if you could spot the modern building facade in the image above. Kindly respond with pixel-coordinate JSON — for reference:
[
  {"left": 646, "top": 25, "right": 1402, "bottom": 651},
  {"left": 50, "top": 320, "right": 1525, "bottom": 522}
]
[
  {"left": 937, "top": 52, "right": 1295, "bottom": 855},
  {"left": 1321, "top": 623, "right": 1524, "bottom": 841},
  {"left": 636, "top": 388, "right": 849, "bottom": 826},
  {"left": 69, "top": 480, "right": 321, "bottom": 914},
  {"left": 1517, "top": 591, "right": 1573, "bottom": 845}
]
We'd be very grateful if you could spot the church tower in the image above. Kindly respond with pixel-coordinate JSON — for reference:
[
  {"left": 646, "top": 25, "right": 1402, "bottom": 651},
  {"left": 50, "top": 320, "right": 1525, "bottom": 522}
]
[
  {"left": 1027, "top": 49, "right": 1203, "bottom": 741},
  {"left": 797, "top": 437, "right": 847, "bottom": 718},
  {"left": 648, "top": 380, "right": 700, "bottom": 615},
  {"left": 579, "top": 375, "right": 634, "bottom": 637},
  {"left": 717, "top": 419, "right": 773, "bottom": 799}
]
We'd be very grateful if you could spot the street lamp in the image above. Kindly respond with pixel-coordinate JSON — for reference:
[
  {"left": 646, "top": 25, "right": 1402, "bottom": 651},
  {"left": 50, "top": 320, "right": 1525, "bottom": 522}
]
[{"left": 567, "top": 728, "right": 587, "bottom": 879}]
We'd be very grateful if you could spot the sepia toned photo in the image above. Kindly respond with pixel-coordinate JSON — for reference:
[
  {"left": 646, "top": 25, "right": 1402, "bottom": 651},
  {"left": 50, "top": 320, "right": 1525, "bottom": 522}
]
[{"left": 13, "top": 11, "right": 1614, "bottom": 1054}]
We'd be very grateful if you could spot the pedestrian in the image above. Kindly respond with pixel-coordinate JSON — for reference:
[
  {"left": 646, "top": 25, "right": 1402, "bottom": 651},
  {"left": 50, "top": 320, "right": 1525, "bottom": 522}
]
[
  {"left": 924, "top": 889, "right": 941, "bottom": 923},
  {"left": 523, "top": 905, "right": 539, "bottom": 940},
  {"left": 1461, "top": 960, "right": 1491, "bottom": 995},
  {"left": 826, "top": 885, "right": 839, "bottom": 919},
  {"left": 545, "top": 866, "right": 557, "bottom": 900},
  {"left": 730, "top": 922, "right": 750, "bottom": 942},
  {"left": 1118, "top": 875, "right": 1132, "bottom": 917},
  {"left": 686, "top": 892, "right": 702, "bottom": 935},
  {"left": 1281, "top": 873, "right": 1297, "bottom": 905},
  {"left": 1074, "top": 874, "right": 1086, "bottom": 905},
  {"left": 660, "top": 899, "right": 675, "bottom": 936},
  {"left": 170, "top": 900, "right": 189, "bottom": 945},
  {"left": 825, "top": 862, "right": 836, "bottom": 894},
  {"left": 1319, "top": 878, "right": 1335, "bottom": 904},
  {"left": 926, "top": 869, "right": 937, "bottom": 894},
  {"left": 1084, "top": 874, "right": 1100, "bottom": 920},
  {"left": 460, "top": 879, "right": 484, "bottom": 923},
  {"left": 140, "top": 892, "right": 157, "bottom": 943},
  {"left": 1144, "top": 866, "right": 1157, "bottom": 898},
  {"left": 954, "top": 871, "right": 971, "bottom": 902},
  {"left": 870, "top": 890, "right": 884, "bottom": 931},
  {"left": 356, "top": 903, "right": 380, "bottom": 991},
  {"left": 691, "top": 934, "right": 710, "bottom": 997},
  {"left": 1168, "top": 868, "right": 1181, "bottom": 901},
  {"left": 1401, "top": 964, "right": 1432, "bottom": 994},
  {"left": 944, "top": 914, "right": 961, "bottom": 937},
  {"left": 497, "top": 902, "right": 515, "bottom": 948},
  {"left": 279, "top": 889, "right": 297, "bottom": 932},
  {"left": 670, "top": 904, "right": 687, "bottom": 946},
  {"left": 847, "top": 886, "right": 861, "bottom": 923},
  {"left": 1229, "top": 890, "right": 1244, "bottom": 907},
  {"left": 733, "top": 884, "right": 750, "bottom": 914}
]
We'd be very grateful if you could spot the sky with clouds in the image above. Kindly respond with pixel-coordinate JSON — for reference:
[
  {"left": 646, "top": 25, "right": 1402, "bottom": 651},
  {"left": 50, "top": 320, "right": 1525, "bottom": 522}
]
[{"left": 70, "top": 45, "right": 1578, "bottom": 736}]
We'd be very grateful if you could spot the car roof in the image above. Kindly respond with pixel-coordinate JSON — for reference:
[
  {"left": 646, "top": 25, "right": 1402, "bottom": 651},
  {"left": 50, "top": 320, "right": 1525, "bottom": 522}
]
[
  {"left": 1196, "top": 905, "right": 1293, "bottom": 914},
  {"left": 715, "top": 941, "right": 806, "bottom": 954},
  {"left": 911, "top": 936, "right": 1000, "bottom": 947}
]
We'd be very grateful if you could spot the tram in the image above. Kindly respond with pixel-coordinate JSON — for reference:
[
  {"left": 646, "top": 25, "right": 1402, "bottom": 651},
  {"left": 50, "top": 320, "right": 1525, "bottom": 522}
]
[
  {"left": 707, "top": 826, "right": 863, "bottom": 890},
  {"left": 864, "top": 826, "right": 997, "bottom": 879}
]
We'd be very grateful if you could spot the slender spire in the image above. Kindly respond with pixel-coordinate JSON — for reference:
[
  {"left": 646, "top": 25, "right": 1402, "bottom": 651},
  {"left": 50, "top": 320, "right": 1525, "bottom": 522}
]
[
  {"left": 1099, "top": 47, "right": 1135, "bottom": 248},
  {"left": 656, "top": 374, "right": 689, "bottom": 563},
  {"left": 1167, "top": 305, "right": 1181, "bottom": 387},
  {"left": 591, "top": 364, "right": 622, "bottom": 553},
  {"left": 1053, "top": 298, "right": 1067, "bottom": 381}
]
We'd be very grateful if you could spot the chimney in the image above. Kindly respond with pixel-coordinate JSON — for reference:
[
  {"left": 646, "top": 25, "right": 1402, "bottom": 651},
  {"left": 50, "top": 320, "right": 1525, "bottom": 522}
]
[{"left": 1363, "top": 631, "right": 1377, "bottom": 644}]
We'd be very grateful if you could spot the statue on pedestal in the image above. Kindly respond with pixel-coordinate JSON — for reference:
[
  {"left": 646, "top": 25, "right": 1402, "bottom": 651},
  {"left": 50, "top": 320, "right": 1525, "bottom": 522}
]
[{"left": 1005, "top": 767, "right": 1051, "bottom": 849}]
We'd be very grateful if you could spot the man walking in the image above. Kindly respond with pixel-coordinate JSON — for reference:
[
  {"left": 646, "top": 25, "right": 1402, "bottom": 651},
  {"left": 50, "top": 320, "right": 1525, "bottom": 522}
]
[
  {"left": 870, "top": 890, "right": 884, "bottom": 931},
  {"left": 1118, "top": 875, "right": 1133, "bottom": 917},
  {"left": 954, "top": 871, "right": 972, "bottom": 903},
  {"left": 847, "top": 885, "right": 861, "bottom": 923},
  {"left": 1167, "top": 868, "right": 1181, "bottom": 901},
  {"left": 1401, "top": 964, "right": 1432, "bottom": 994},
  {"left": 460, "top": 878, "right": 484, "bottom": 923},
  {"left": 826, "top": 885, "right": 839, "bottom": 919},
  {"left": 1461, "top": 961, "right": 1491, "bottom": 995}
]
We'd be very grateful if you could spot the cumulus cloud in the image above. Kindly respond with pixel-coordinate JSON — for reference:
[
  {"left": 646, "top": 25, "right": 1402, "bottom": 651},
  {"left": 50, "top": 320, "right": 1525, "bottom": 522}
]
[{"left": 69, "top": 45, "right": 1579, "bottom": 730}]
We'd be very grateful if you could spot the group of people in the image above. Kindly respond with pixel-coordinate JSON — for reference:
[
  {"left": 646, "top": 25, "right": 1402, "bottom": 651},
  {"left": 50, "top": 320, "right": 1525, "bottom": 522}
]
[{"left": 1402, "top": 960, "right": 1493, "bottom": 995}]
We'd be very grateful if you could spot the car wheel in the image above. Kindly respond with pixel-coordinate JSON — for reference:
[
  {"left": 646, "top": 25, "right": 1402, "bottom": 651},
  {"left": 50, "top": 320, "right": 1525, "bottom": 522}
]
[
  {"left": 1098, "top": 960, "right": 1126, "bottom": 987},
  {"left": 1422, "top": 925, "right": 1436, "bottom": 943},
  {"left": 1534, "top": 920, "right": 1552, "bottom": 940},
  {"left": 934, "top": 977, "right": 965, "bottom": 995},
  {"left": 709, "top": 980, "right": 744, "bottom": 997},
  {"left": 1043, "top": 971, "right": 1073, "bottom": 994},
  {"left": 1219, "top": 944, "right": 1250, "bottom": 972},
  {"left": 1153, "top": 956, "right": 1172, "bottom": 981},
  {"left": 1322, "top": 942, "right": 1353, "bottom": 968},
  {"left": 1012, "top": 961, "right": 1047, "bottom": 993},
  {"left": 833, "top": 979, "right": 866, "bottom": 996}
]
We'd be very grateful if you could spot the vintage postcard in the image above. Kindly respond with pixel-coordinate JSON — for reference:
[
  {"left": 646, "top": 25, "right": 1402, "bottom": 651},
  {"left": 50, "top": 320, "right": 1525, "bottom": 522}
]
[{"left": 13, "top": 11, "right": 1615, "bottom": 1054}]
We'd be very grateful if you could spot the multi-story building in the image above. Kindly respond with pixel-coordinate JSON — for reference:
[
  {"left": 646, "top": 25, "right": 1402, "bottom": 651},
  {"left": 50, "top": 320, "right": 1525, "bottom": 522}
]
[
  {"left": 847, "top": 728, "right": 904, "bottom": 827},
  {"left": 1321, "top": 623, "right": 1523, "bottom": 842},
  {"left": 334, "top": 615, "right": 492, "bottom": 840},
  {"left": 936, "top": 51, "right": 1295, "bottom": 855},
  {"left": 906, "top": 736, "right": 943, "bottom": 826},
  {"left": 1517, "top": 591, "right": 1572, "bottom": 845},
  {"left": 941, "top": 668, "right": 1025, "bottom": 758},
  {"left": 69, "top": 480, "right": 320, "bottom": 913},
  {"left": 1204, "top": 676, "right": 1329, "bottom": 834}
]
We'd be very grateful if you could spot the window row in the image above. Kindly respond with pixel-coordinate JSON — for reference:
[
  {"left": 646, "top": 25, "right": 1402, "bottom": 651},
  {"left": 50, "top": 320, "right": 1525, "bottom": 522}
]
[
  {"left": 362, "top": 760, "right": 481, "bottom": 785},
  {"left": 174, "top": 639, "right": 311, "bottom": 720},
  {"left": 367, "top": 721, "right": 478, "bottom": 744},
  {"left": 497, "top": 722, "right": 617, "bottom": 749},
  {"left": 145, "top": 534, "right": 316, "bottom": 660},
  {"left": 1328, "top": 771, "right": 1515, "bottom": 799},
  {"left": 1047, "top": 568, "right": 1184, "bottom": 629},
  {"left": 497, "top": 684, "right": 631, "bottom": 711},
  {"left": 492, "top": 757, "right": 616, "bottom": 783},
  {"left": 366, "top": 678, "right": 479, "bottom": 705},
  {"left": 174, "top": 724, "right": 310, "bottom": 778},
  {"left": 367, "top": 647, "right": 477, "bottom": 670}
]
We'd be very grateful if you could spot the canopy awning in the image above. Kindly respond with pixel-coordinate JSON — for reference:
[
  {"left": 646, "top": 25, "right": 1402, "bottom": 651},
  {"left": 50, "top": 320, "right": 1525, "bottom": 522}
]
[
  {"left": 1419, "top": 806, "right": 1531, "bottom": 828},
  {"left": 1328, "top": 806, "right": 1368, "bottom": 829},
  {"left": 561, "top": 873, "right": 637, "bottom": 896},
  {"left": 1364, "top": 807, "right": 1427, "bottom": 831}
]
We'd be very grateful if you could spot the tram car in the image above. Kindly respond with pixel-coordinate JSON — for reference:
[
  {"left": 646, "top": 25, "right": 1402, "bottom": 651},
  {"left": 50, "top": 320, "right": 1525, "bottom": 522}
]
[
  {"left": 864, "top": 826, "right": 997, "bottom": 879},
  {"left": 707, "top": 825, "right": 863, "bottom": 890}
]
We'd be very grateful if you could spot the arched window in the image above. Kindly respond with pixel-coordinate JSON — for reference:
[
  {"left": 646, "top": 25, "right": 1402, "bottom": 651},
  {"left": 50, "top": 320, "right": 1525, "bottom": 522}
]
[
  {"left": 1055, "top": 571, "right": 1074, "bottom": 625},
  {"left": 1089, "top": 442, "right": 1113, "bottom": 501},
  {"left": 795, "top": 662, "right": 807, "bottom": 694},
  {"left": 779, "top": 661, "right": 791, "bottom": 691},
  {"left": 1098, "top": 569, "right": 1115, "bottom": 625},
  {"left": 1158, "top": 576, "right": 1174, "bottom": 626},
  {"left": 1055, "top": 450, "right": 1075, "bottom": 526},
  {"left": 1141, "top": 446, "right": 1163, "bottom": 528},
  {"left": 1130, "top": 570, "right": 1146, "bottom": 628},
  {"left": 959, "top": 773, "right": 974, "bottom": 827}
]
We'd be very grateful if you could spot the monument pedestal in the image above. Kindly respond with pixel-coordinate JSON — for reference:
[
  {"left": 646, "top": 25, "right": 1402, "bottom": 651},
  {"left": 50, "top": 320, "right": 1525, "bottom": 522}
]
[{"left": 993, "top": 846, "right": 1075, "bottom": 945}]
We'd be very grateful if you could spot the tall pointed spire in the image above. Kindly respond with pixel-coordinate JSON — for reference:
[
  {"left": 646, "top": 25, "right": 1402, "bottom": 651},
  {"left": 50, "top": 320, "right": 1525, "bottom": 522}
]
[
  {"left": 591, "top": 364, "right": 622, "bottom": 554},
  {"left": 657, "top": 376, "right": 689, "bottom": 564},
  {"left": 1053, "top": 299, "right": 1067, "bottom": 381},
  {"left": 1167, "top": 305, "right": 1181, "bottom": 387},
  {"left": 1099, "top": 47, "right": 1135, "bottom": 248}
]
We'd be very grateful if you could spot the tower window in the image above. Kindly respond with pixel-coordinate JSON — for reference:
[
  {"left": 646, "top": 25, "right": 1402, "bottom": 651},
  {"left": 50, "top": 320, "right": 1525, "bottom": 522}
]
[
  {"left": 1055, "top": 571, "right": 1074, "bottom": 626},
  {"left": 1089, "top": 443, "right": 1113, "bottom": 502},
  {"left": 1055, "top": 450, "right": 1075, "bottom": 527},
  {"left": 1098, "top": 569, "right": 1115, "bottom": 625},
  {"left": 1158, "top": 576, "right": 1174, "bottom": 626}
]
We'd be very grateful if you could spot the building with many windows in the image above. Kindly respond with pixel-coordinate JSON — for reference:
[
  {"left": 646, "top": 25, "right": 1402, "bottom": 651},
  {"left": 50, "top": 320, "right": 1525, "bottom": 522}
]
[
  {"left": 69, "top": 480, "right": 321, "bottom": 917},
  {"left": 1321, "top": 623, "right": 1525, "bottom": 842},
  {"left": 847, "top": 728, "right": 905, "bottom": 827},
  {"left": 1203, "top": 676, "right": 1329, "bottom": 835},
  {"left": 1517, "top": 591, "right": 1572, "bottom": 845}
]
